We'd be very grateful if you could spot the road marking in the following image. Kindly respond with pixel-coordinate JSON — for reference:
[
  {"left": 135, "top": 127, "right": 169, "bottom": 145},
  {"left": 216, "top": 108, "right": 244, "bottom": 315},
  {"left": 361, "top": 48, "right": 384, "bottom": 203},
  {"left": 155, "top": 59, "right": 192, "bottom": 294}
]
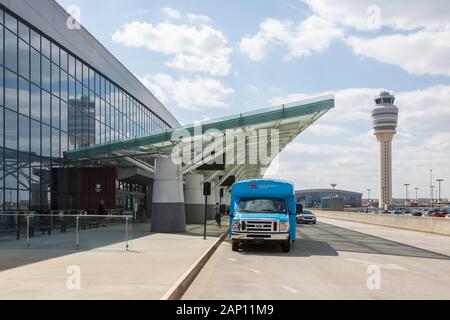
[
  {"left": 228, "top": 258, "right": 237, "bottom": 263},
  {"left": 248, "top": 268, "right": 262, "bottom": 274},
  {"left": 281, "top": 285, "right": 299, "bottom": 294},
  {"left": 345, "top": 258, "right": 409, "bottom": 271}
]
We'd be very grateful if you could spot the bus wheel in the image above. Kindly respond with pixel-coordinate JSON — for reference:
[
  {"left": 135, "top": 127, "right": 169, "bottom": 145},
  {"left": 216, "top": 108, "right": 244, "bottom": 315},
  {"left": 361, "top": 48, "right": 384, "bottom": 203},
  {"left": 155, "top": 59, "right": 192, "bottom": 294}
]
[
  {"left": 232, "top": 241, "right": 240, "bottom": 252},
  {"left": 281, "top": 240, "right": 291, "bottom": 253}
]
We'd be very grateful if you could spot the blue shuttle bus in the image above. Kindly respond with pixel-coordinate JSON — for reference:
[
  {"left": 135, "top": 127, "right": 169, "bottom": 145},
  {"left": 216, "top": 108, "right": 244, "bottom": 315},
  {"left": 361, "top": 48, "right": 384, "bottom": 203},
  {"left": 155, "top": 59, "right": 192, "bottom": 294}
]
[{"left": 229, "top": 179, "right": 300, "bottom": 252}]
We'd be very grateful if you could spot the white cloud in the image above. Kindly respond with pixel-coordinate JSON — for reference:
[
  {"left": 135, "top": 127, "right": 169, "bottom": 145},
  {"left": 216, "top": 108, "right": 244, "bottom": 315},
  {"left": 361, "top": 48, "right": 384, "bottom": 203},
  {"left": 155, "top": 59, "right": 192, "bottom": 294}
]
[
  {"left": 239, "top": 16, "right": 343, "bottom": 61},
  {"left": 187, "top": 13, "right": 210, "bottom": 24},
  {"left": 162, "top": 7, "right": 181, "bottom": 20},
  {"left": 112, "top": 20, "right": 232, "bottom": 76},
  {"left": 139, "top": 74, "right": 234, "bottom": 111},
  {"left": 347, "top": 29, "right": 450, "bottom": 77},
  {"left": 303, "top": 0, "right": 450, "bottom": 31},
  {"left": 267, "top": 85, "right": 450, "bottom": 197}
]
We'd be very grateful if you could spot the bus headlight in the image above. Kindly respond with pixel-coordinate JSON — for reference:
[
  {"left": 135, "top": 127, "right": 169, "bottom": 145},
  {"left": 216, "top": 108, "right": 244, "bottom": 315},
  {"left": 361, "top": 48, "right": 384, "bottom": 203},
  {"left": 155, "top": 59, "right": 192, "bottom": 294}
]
[
  {"left": 279, "top": 222, "right": 290, "bottom": 232},
  {"left": 232, "top": 221, "right": 240, "bottom": 232}
]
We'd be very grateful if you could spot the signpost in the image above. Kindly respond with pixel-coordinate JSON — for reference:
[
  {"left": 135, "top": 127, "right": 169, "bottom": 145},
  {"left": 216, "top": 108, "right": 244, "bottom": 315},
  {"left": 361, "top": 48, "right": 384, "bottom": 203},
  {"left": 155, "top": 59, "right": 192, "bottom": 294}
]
[{"left": 203, "top": 182, "right": 211, "bottom": 240}]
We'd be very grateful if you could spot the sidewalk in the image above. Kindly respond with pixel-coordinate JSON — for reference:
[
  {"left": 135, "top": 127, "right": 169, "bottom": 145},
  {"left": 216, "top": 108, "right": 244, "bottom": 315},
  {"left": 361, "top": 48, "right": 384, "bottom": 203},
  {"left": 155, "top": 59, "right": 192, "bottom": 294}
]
[{"left": 0, "top": 219, "right": 229, "bottom": 300}]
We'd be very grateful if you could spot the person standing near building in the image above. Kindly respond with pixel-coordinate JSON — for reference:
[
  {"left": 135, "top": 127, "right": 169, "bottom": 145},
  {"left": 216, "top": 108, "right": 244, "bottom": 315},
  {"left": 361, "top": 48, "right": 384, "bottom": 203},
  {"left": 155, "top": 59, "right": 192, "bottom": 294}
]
[{"left": 215, "top": 202, "right": 222, "bottom": 228}]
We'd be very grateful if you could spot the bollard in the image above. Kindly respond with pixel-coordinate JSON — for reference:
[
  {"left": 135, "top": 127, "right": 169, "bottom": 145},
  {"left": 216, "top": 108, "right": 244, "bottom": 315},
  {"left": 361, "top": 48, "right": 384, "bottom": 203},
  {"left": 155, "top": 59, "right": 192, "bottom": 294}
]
[
  {"left": 26, "top": 216, "right": 30, "bottom": 249},
  {"left": 125, "top": 217, "right": 129, "bottom": 251},
  {"left": 76, "top": 216, "right": 80, "bottom": 249}
]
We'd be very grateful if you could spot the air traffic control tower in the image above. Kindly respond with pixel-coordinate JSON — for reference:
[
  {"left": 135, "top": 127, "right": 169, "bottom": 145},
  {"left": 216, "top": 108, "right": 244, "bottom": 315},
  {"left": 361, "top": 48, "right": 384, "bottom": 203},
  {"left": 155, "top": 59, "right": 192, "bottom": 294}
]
[{"left": 372, "top": 92, "right": 398, "bottom": 209}]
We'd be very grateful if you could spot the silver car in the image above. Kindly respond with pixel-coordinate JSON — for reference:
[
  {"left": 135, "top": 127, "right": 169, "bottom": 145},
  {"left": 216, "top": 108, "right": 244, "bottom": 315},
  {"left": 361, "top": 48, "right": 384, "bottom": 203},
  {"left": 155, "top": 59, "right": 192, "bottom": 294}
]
[{"left": 297, "top": 210, "right": 317, "bottom": 224}]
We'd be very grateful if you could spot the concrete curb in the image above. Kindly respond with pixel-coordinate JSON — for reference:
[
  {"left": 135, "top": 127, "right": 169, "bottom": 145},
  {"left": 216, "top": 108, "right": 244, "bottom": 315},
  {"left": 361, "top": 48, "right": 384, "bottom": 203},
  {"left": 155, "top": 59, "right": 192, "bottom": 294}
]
[
  {"left": 314, "top": 211, "right": 450, "bottom": 237},
  {"left": 160, "top": 229, "right": 229, "bottom": 300}
]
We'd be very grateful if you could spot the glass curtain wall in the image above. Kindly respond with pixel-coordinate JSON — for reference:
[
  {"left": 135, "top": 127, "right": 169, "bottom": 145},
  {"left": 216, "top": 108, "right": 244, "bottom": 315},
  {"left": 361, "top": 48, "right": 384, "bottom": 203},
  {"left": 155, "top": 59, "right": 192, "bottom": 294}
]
[{"left": 0, "top": 6, "right": 170, "bottom": 212}]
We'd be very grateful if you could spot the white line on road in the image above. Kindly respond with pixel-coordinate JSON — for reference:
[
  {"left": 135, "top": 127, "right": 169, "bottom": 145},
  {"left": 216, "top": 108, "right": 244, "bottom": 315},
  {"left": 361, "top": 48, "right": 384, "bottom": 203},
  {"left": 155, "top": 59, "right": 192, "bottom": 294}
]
[
  {"left": 248, "top": 268, "right": 262, "bottom": 274},
  {"left": 281, "top": 285, "right": 299, "bottom": 294},
  {"left": 228, "top": 258, "right": 237, "bottom": 263},
  {"left": 345, "top": 258, "right": 409, "bottom": 271}
]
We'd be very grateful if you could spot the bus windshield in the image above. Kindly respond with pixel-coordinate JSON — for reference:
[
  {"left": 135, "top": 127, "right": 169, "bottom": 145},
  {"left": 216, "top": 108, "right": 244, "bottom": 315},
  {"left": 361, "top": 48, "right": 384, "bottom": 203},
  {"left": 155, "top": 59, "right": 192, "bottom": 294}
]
[{"left": 237, "top": 198, "right": 287, "bottom": 214}]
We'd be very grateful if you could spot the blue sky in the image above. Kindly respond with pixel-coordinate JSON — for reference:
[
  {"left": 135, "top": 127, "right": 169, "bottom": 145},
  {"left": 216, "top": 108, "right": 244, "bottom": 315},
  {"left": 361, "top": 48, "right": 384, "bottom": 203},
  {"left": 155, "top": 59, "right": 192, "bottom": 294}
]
[{"left": 56, "top": 0, "right": 450, "bottom": 199}]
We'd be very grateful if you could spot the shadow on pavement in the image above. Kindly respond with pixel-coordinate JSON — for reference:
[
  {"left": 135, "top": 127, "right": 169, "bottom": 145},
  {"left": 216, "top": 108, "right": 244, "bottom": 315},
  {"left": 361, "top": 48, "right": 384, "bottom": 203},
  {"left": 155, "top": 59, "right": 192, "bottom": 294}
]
[
  {"left": 0, "top": 219, "right": 227, "bottom": 273},
  {"left": 232, "top": 222, "right": 450, "bottom": 260},
  {"left": 301, "top": 222, "right": 450, "bottom": 260}
]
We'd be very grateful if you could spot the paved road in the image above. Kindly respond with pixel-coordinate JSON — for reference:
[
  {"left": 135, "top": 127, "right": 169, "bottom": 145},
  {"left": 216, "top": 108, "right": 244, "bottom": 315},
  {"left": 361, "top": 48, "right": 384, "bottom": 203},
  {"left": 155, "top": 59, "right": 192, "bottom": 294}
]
[{"left": 183, "top": 219, "right": 450, "bottom": 300}]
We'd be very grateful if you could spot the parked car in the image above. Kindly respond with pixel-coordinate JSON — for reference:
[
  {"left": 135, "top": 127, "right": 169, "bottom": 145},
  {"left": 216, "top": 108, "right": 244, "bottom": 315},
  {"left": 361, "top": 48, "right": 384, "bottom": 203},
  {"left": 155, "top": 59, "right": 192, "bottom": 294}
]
[
  {"left": 297, "top": 210, "right": 317, "bottom": 224},
  {"left": 381, "top": 210, "right": 390, "bottom": 214},
  {"left": 393, "top": 210, "right": 402, "bottom": 215},
  {"left": 412, "top": 210, "right": 422, "bottom": 217},
  {"left": 432, "top": 211, "right": 448, "bottom": 218}
]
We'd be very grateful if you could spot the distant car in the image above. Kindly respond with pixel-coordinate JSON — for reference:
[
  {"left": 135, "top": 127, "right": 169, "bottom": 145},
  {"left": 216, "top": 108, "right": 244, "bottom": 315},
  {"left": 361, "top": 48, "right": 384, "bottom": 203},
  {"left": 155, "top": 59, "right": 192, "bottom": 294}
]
[
  {"left": 393, "top": 210, "right": 402, "bottom": 215},
  {"left": 381, "top": 210, "right": 390, "bottom": 214},
  {"left": 297, "top": 210, "right": 317, "bottom": 224},
  {"left": 412, "top": 210, "right": 422, "bottom": 217},
  {"left": 432, "top": 211, "right": 447, "bottom": 218}
]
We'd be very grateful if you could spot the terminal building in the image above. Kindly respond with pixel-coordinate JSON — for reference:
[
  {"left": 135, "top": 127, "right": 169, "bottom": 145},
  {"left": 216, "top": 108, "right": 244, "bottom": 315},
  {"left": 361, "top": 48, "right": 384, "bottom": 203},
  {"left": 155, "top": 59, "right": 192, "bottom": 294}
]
[
  {"left": 0, "top": 0, "right": 335, "bottom": 232},
  {"left": 296, "top": 189, "right": 363, "bottom": 208}
]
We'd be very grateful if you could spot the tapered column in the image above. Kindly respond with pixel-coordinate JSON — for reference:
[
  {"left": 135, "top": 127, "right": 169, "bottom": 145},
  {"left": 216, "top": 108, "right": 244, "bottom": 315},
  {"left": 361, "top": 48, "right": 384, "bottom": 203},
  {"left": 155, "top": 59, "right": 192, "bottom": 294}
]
[
  {"left": 151, "top": 157, "right": 186, "bottom": 233},
  {"left": 184, "top": 174, "right": 205, "bottom": 224}
]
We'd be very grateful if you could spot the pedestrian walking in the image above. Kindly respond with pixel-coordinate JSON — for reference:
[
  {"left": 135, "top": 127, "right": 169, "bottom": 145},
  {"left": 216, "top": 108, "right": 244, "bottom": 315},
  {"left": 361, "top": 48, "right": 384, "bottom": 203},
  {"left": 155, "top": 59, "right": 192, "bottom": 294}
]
[{"left": 215, "top": 202, "right": 222, "bottom": 228}]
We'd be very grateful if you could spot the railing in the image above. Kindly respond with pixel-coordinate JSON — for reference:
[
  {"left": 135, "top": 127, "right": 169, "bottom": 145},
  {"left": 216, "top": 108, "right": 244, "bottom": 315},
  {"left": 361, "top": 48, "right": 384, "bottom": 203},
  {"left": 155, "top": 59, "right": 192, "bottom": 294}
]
[{"left": 0, "top": 211, "right": 133, "bottom": 251}]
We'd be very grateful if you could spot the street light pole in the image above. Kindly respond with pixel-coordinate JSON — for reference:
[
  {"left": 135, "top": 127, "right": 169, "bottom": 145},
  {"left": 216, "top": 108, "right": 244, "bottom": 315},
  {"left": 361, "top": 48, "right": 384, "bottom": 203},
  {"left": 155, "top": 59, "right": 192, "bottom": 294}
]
[
  {"left": 437, "top": 179, "right": 444, "bottom": 205},
  {"left": 414, "top": 187, "right": 419, "bottom": 203},
  {"left": 431, "top": 186, "right": 435, "bottom": 205},
  {"left": 367, "top": 189, "right": 371, "bottom": 206},
  {"left": 430, "top": 169, "right": 433, "bottom": 204},
  {"left": 404, "top": 184, "right": 410, "bottom": 207}
]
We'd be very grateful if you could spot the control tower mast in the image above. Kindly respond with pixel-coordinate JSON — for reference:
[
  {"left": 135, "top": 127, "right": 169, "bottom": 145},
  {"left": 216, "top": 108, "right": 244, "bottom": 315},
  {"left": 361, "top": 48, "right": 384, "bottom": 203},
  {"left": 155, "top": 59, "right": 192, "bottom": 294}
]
[{"left": 372, "top": 92, "right": 398, "bottom": 209}]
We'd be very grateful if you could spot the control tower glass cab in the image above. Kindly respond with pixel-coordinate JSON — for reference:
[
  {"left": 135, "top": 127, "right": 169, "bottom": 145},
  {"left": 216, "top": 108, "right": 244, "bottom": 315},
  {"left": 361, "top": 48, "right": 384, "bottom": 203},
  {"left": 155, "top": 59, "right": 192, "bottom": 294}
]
[{"left": 372, "top": 91, "right": 398, "bottom": 209}]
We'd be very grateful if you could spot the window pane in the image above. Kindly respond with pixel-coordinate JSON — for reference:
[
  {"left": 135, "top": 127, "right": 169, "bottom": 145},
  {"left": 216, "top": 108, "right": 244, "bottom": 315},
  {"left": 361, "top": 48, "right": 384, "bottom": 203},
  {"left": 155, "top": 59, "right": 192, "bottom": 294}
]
[
  {"left": 5, "top": 13, "right": 17, "bottom": 34},
  {"left": 18, "top": 39, "right": 29, "bottom": 79},
  {"left": 5, "top": 69, "right": 17, "bottom": 111},
  {"left": 30, "top": 29, "right": 40, "bottom": 51},
  {"left": 82, "top": 64, "right": 88, "bottom": 87},
  {"left": 41, "top": 124, "right": 50, "bottom": 157},
  {"left": 5, "top": 29, "right": 17, "bottom": 72},
  {"left": 19, "top": 191, "right": 30, "bottom": 210},
  {"left": 60, "top": 49, "right": 68, "bottom": 71},
  {"left": 75, "top": 59, "right": 82, "bottom": 81},
  {"left": 30, "top": 48, "right": 40, "bottom": 86},
  {"left": 18, "top": 21, "right": 29, "bottom": 43},
  {"left": 41, "top": 37, "right": 50, "bottom": 58},
  {"left": 0, "top": 25, "right": 4, "bottom": 66},
  {"left": 18, "top": 77, "right": 29, "bottom": 116},
  {"left": 52, "top": 128, "right": 59, "bottom": 158},
  {"left": 52, "top": 96, "right": 59, "bottom": 129},
  {"left": 30, "top": 119, "right": 40, "bottom": 155},
  {"left": 59, "top": 71, "right": 68, "bottom": 102},
  {"left": 51, "top": 43, "right": 59, "bottom": 65},
  {"left": 61, "top": 131, "right": 68, "bottom": 154},
  {"left": 41, "top": 55, "right": 50, "bottom": 91},
  {"left": 0, "top": 66, "right": 4, "bottom": 106},
  {"left": 68, "top": 54, "right": 75, "bottom": 77},
  {"left": 61, "top": 100, "right": 68, "bottom": 132},
  {"left": 41, "top": 89, "right": 50, "bottom": 125},
  {"left": 51, "top": 63, "right": 59, "bottom": 97},
  {"left": 30, "top": 84, "right": 40, "bottom": 120},
  {"left": 5, "top": 109, "right": 17, "bottom": 151},
  {"left": 68, "top": 76, "right": 75, "bottom": 101},
  {"left": 18, "top": 114, "right": 29, "bottom": 153}
]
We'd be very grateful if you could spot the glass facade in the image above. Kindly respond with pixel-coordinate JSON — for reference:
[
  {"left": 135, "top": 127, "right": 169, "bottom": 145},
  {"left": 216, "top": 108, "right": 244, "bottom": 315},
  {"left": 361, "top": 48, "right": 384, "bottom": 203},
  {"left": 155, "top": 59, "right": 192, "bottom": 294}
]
[
  {"left": 0, "top": 7, "right": 171, "bottom": 212},
  {"left": 296, "top": 190, "right": 362, "bottom": 208}
]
